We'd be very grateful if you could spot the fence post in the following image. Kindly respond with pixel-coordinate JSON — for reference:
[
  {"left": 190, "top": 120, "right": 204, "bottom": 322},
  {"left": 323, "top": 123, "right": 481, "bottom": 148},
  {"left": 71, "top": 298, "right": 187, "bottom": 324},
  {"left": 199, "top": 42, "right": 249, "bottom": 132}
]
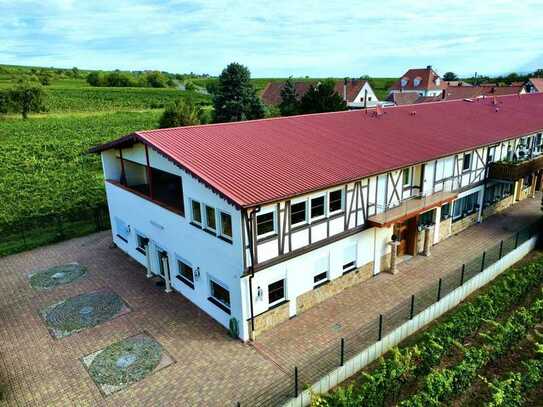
[
  {"left": 437, "top": 278, "right": 443, "bottom": 301},
  {"left": 498, "top": 240, "right": 504, "bottom": 259},
  {"left": 294, "top": 366, "right": 298, "bottom": 397},
  {"left": 460, "top": 264, "right": 465, "bottom": 286},
  {"left": 409, "top": 295, "right": 415, "bottom": 320},
  {"left": 480, "top": 251, "right": 486, "bottom": 273},
  {"left": 340, "top": 338, "right": 345, "bottom": 366},
  {"left": 514, "top": 231, "right": 520, "bottom": 249},
  {"left": 378, "top": 314, "right": 383, "bottom": 341}
]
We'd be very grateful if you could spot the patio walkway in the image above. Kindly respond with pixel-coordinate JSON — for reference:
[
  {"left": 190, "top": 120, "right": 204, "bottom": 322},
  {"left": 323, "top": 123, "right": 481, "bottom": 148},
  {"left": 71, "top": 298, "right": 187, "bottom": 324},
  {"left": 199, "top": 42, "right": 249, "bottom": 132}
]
[
  {"left": 0, "top": 195, "right": 540, "bottom": 406},
  {"left": 253, "top": 194, "right": 543, "bottom": 372}
]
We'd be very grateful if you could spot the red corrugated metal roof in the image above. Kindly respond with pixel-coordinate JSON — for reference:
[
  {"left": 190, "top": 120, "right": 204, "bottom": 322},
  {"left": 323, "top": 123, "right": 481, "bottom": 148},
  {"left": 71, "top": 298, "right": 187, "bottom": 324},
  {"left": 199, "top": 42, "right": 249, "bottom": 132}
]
[{"left": 93, "top": 93, "right": 543, "bottom": 208}]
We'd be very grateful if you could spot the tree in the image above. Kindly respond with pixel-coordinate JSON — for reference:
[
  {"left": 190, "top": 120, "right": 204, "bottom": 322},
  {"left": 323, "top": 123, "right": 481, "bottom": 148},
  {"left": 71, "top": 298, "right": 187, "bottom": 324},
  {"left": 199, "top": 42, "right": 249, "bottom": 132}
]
[
  {"left": 278, "top": 77, "right": 300, "bottom": 116},
  {"left": 9, "top": 80, "right": 46, "bottom": 119},
  {"left": 159, "top": 98, "right": 202, "bottom": 128},
  {"left": 86, "top": 71, "right": 104, "bottom": 86},
  {"left": 299, "top": 79, "right": 347, "bottom": 114},
  {"left": 443, "top": 72, "right": 458, "bottom": 81},
  {"left": 71, "top": 67, "right": 80, "bottom": 78},
  {"left": 532, "top": 69, "right": 543, "bottom": 78},
  {"left": 0, "top": 91, "right": 9, "bottom": 115},
  {"left": 144, "top": 71, "right": 167, "bottom": 88},
  {"left": 213, "top": 62, "right": 264, "bottom": 122}
]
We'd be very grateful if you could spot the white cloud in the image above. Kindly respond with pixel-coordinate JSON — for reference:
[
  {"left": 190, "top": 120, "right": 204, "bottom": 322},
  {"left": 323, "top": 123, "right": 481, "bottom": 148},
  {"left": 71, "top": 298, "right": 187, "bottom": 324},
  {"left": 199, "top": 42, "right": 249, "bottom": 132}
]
[{"left": 0, "top": 0, "right": 542, "bottom": 76}]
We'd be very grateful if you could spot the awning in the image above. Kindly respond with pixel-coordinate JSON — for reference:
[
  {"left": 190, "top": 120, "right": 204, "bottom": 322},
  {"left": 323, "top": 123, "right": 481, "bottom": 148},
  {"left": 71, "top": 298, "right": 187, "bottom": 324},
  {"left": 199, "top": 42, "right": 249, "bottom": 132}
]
[{"left": 367, "top": 191, "right": 458, "bottom": 227}]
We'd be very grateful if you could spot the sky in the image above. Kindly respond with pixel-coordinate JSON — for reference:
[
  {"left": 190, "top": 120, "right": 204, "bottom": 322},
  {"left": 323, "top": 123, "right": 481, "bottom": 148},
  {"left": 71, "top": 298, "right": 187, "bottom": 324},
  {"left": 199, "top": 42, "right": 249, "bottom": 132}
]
[{"left": 1, "top": 0, "right": 542, "bottom": 78}]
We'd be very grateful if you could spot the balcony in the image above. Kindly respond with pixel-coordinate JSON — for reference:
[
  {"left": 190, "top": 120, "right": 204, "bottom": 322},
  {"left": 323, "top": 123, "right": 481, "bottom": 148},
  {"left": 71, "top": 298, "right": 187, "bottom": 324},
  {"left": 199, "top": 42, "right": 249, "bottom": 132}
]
[
  {"left": 367, "top": 190, "right": 458, "bottom": 227},
  {"left": 488, "top": 154, "right": 543, "bottom": 182}
]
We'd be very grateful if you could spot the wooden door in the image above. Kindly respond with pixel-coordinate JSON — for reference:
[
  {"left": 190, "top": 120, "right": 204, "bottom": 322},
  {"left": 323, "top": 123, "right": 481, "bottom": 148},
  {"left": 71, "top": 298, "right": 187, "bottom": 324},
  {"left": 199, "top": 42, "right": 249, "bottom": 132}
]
[{"left": 395, "top": 218, "right": 417, "bottom": 257}]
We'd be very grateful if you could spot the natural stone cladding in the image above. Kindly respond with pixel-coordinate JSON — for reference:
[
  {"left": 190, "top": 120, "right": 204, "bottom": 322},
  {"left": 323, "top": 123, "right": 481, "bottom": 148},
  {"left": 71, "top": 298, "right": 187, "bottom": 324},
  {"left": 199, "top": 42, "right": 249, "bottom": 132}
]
[
  {"left": 439, "top": 217, "right": 452, "bottom": 242},
  {"left": 297, "top": 262, "right": 373, "bottom": 315},
  {"left": 450, "top": 212, "right": 479, "bottom": 235},
  {"left": 252, "top": 301, "right": 290, "bottom": 339},
  {"left": 483, "top": 195, "right": 514, "bottom": 219}
]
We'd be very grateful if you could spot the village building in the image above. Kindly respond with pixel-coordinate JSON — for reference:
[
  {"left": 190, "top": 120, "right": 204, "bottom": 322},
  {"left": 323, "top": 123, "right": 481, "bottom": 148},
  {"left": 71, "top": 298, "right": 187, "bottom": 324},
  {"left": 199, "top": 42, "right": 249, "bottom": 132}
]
[
  {"left": 388, "top": 65, "right": 446, "bottom": 98},
  {"left": 526, "top": 78, "right": 543, "bottom": 93},
  {"left": 91, "top": 93, "right": 543, "bottom": 341},
  {"left": 260, "top": 78, "right": 379, "bottom": 108}
]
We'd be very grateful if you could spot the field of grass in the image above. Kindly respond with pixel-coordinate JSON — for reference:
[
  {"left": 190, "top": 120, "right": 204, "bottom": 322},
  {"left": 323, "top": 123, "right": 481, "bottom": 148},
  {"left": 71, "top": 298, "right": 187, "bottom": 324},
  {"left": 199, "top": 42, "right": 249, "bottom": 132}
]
[{"left": 315, "top": 250, "right": 543, "bottom": 407}]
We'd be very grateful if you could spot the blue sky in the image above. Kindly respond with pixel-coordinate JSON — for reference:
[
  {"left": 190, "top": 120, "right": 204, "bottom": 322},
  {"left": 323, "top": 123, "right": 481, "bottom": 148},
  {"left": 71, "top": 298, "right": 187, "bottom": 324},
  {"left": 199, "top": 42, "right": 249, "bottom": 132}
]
[{"left": 1, "top": 0, "right": 542, "bottom": 78}]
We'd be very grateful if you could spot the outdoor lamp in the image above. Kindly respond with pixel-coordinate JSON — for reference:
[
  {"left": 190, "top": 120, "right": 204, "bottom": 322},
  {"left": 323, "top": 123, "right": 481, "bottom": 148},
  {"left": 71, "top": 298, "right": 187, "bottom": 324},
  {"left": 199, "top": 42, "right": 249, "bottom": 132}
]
[
  {"left": 194, "top": 267, "right": 200, "bottom": 280},
  {"left": 256, "top": 286, "right": 263, "bottom": 300}
]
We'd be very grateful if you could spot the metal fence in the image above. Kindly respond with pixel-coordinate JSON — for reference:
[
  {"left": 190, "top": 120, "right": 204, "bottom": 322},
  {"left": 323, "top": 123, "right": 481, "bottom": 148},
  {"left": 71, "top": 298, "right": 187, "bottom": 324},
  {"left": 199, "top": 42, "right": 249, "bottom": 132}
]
[
  {"left": 239, "top": 219, "right": 541, "bottom": 407},
  {"left": 0, "top": 203, "right": 110, "bottom": 257}
]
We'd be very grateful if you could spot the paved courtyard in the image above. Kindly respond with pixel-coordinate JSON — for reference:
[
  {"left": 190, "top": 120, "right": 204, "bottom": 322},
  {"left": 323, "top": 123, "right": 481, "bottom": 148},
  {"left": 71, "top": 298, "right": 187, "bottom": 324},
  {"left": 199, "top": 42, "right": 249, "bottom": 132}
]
[{"left": 0, "top": 195, "right": 540, "bottom": 406}]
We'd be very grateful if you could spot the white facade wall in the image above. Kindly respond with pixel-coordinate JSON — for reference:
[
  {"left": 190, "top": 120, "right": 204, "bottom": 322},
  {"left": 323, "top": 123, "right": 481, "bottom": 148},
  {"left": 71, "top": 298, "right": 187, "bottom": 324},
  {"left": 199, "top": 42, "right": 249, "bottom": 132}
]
[
  {"left": 348, "top": 82, "right": 380, "bottom": 108},
  {"left": 102, "top": 146, "right": 246, "bottom": 338}
]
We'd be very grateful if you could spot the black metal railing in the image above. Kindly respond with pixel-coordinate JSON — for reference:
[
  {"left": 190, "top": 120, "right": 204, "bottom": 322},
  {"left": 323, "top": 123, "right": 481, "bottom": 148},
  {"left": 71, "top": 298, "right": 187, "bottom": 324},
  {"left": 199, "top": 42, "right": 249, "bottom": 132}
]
[{"left": 238, "top": 218, "right": 541, "bottom": 406}]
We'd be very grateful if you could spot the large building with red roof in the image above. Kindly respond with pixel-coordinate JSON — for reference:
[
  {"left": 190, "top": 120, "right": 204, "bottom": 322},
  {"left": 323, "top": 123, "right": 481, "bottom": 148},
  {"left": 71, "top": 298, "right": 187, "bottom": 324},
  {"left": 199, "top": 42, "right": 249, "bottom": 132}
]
[{"left": 92, "top": 93, "right": 543, "bottom": 340}]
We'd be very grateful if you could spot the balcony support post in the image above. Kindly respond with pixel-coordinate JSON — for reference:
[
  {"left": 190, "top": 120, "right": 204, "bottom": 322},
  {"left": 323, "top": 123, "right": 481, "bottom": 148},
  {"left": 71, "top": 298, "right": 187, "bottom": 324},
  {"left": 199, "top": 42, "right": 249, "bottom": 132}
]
[
  {"left": 423, "top": 225, "right": 433, "bottom": 256},
  {"left": 388, "top": 239, "right": 400, "bottom": 274}
]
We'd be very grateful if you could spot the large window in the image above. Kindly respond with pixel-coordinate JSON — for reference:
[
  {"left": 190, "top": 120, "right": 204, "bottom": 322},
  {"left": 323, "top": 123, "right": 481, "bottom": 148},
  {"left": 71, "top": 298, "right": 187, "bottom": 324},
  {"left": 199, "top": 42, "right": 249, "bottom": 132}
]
[
  {"left": 115, "top": 218, "right": 129, "bottom": 243},
  {"left": 403, "top": 167, "right": 411, "bottom": 187},
  {"left": 205, "top": 205, "right": 216, "bottom": 232},
  {"left": 191, "top": 199, "right": 202, "bottom": 225},
  {"left": 311, "top": 196, "right": 325, "bottom": 219},
  {"left": 418, "top": 209, "right": 435, "bottom": 227},
  {"left": 268, "top": 279, "right": 285, "bottom": 305},
  {"left": 441, "top": 203, "right": 450, "bottom": 221},
  {"left": 290, "top": 201, "right": 307, "bottom": 226},
  {"left": 220, "top": 211, "right": 233, "bottom": 241},
  {"left": 136, "top": 233, "right": 147, "bottom": 254},
  {"left": 149, "top": 167, "right": 185, "bottom": 215},
  {"left": 177, "top": 260, "right": 194, "bottom": 289},
  {"left": 256, "top": 212, "right": 275, "bottom": 237},
  {"left": 209, "top": 279, "right": 230, "bottom": 313},
  {"left": 329, "top": 189, "right": 343, "bottom": 213},
  {"left": 452, "top": 191, "right": 480, "bottom": 221}
]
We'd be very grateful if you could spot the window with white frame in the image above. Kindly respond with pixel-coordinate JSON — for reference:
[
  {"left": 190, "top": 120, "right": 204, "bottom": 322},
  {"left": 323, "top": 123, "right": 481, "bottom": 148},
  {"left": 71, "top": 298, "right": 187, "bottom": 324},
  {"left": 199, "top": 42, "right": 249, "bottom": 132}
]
[
  {"left": 115, "top": 217, "right": 129, "bottom": 242},
  {"left": 402, "top": 167, "right": 411, "bottom": 187},
  {"left": 209, "top": 278, "right": 230, "bottom": 313},
  {"left": 329, "top": 189, "right": 344, "bottom": 213},
  {"left": 219, "top": 211, "right": 232, "bottom": 241},
  {"left": 136, "top": 233, "right": 147, "bottom": 254},
  {"left": 256, "top": 211, "right": 275, "bottom": 237},
  {"left": 310, "top": 195, "right": 326, "bottom": 219},
  {"left": 400, "top": 78, "right": 408, "bottom": 87},
  {"left": 462, "top": 153, "right": 472, "bottom": 172},
  {"left": 290, "top": 201, "right": 307, "bottom": 226},
  {"left": 204, "top": 205, "right": 216, "bottom": 232},
  {"left": 342, "top": 244, "right": 357, "bottom": 273},
  {"left": 177, "top": 259, "right": 194, "bottom": 289},
  {"left": 413, "top": 77, "right": 422, "bottom": 87},
  {"left": 268, "top": 279, "right": 285, "bottom": 306},
  {"left": 452, "top": 191, "right": 480, "bottom": 221},
  {"left": 191, "top": 199, "right": 202, "bottom": 225}
]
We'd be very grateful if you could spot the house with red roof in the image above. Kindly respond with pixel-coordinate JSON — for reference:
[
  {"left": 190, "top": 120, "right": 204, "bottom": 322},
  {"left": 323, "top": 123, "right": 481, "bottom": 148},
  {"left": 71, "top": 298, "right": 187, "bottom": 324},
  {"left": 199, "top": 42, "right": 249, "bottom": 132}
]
[
  {"left": 526, "top": 78, "right": 543, "bottom": 93},
  {"left": 261, "top": 78, "right": 379, "bottom": 108},
  {"left": 388, "top": 65, "right": 447, "bottom": 98},
  {"left": 91, "top": 93, "right": 543, "bottom": 341}
]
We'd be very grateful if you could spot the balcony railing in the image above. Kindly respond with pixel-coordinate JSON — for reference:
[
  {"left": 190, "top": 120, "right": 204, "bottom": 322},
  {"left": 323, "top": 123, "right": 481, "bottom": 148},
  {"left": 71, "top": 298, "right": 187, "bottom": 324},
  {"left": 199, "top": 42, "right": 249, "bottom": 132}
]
[{"left": 488, "top": 154, "right": 543, "bottom": 181}]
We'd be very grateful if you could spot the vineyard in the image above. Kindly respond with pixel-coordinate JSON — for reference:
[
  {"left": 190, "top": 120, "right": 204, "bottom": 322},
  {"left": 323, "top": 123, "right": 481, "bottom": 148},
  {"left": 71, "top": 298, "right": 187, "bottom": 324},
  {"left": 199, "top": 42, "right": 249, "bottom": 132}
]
[
  {"left": 0, "top": 111, "right": 161, "bottom": 225},
  {"left": 312, "top": 252, "right": 543, "bottom": 407}
]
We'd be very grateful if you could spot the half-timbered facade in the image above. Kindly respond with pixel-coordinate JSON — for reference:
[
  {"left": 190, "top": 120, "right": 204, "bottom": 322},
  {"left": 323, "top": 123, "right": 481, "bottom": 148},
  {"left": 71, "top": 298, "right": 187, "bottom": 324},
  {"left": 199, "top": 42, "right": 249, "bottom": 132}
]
[{"left": 91, "top": 93, "right": 543, "bottom": 341}]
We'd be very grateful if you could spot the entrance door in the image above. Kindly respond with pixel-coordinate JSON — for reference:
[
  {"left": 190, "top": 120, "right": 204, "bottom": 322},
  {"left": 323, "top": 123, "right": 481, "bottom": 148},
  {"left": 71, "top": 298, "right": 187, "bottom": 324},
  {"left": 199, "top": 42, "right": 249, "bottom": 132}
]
[
  {"left": 394, "top": 218, "right": 417, "bottom": 256},
  {"left": 157, "top": 249, "right": 170, "bottom": 278}
]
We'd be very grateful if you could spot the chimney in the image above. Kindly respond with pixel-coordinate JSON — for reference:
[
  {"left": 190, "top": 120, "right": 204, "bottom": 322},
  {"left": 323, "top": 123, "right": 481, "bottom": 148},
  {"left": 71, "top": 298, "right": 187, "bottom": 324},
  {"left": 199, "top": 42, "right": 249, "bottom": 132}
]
[
  {"left": 343, "top": 78, "right": 348, "bottom": 101},
  {"left": 427, "top": 65, "right": 432, "bottom": 70}
]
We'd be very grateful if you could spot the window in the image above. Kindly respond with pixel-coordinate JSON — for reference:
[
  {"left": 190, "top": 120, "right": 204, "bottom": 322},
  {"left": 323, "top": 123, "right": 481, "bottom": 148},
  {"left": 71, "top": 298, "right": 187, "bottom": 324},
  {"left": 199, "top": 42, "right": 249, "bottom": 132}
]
[
  {"left": 311, "top": 196, "right": 325, "bottom": 219},
  {"left": 452, "top": 191, "right": 480, "bottom": 221},
  {"left": 329, "top": 189, "right": 343, "bottom": 213},
  {"left": 209, "top": 279, "right": 230, "bottom": 313},
  {"left": 418, "top": 209, "right": 435, "bottom": 227},
  {"left": 205, "top": 205, "right": 216, "bottom": 232},
  {"left": 191, "top": 200, "right": 202, "bottom": 225},
  {"left": 486, "top": 146, "right": 496, "bottom": 164},
  {"left": 177, "top": 260, "right": 194, "bottom": 289},
  {"left": 136, "top": 234, "right": 147, "bottom": 254},
  {"left": 413, "top": 77, "right": 421, "bottom": 87},
  {"left": 268, "top": 279, "right": 285, "bottom": 305},
  {"left": 342, "top": 244, "right": 357, "bottom": 274},
  {"left": 115, "top": 218, "right": 129, "bottom": 243},
  {"left": 313, "top": 271, "right": 328, "bottom": 287},
  {"left": 441, "top": 203, "right": 450, "bottom": 220},
  {"left": 220, "top": 212, "right": 232, "bottom": 240},
  {"left": 400, "top": 78, "right": 409, "bottom": 87},
  {"left": 290, "top": 201, "right": 307, "bottom": 226},
  {"left": 462, "top": 153, "right": 472, "bottom": 172},
  {"left": 403, "top": 167, "right": 411, "bottom": 187},
  {"left": 256, "top": 212, "right": 275, "bottom": 237}
]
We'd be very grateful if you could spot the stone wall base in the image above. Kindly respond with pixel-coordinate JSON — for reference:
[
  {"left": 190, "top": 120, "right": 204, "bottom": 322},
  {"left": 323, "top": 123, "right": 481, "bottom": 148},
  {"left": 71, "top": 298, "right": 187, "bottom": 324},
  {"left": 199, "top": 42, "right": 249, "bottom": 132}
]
[
  {"left": 251, "top": 300, "right": 290, "bottom": 339},
  {"left": 483, "top": 195, "right": 514, "bottom": 219},
  {"left": 439, "top": 217, "right": 452, "bottom": 242},
  {"left": 450, "top": 212, "right": 479, "bottom": 235},
  {"left": 297, "top": 262, "right": 373, "bottom": 315}
]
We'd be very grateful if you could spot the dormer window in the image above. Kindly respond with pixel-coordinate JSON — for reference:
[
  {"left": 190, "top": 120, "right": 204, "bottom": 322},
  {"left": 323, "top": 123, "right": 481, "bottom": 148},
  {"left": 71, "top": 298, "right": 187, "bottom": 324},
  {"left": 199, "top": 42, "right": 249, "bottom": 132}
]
[
  {"left": 400, "top": 78, "right": 409, "bottom": 87},
  {"left": 435, "top": 78, "right": 441, "bottom": 86},
  {"left": 413, "top": 77, "right": 422, "bottom": 87}
]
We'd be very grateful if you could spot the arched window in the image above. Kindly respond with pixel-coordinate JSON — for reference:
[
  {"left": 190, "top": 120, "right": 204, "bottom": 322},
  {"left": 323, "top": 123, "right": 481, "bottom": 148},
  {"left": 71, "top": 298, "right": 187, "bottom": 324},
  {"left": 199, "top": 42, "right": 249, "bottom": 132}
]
[
  {"left": 400, "top": 78, "right": 408, "bottom": 87},
  {"left": 413, "top": 77, "right": 422, "bottom": 87}
]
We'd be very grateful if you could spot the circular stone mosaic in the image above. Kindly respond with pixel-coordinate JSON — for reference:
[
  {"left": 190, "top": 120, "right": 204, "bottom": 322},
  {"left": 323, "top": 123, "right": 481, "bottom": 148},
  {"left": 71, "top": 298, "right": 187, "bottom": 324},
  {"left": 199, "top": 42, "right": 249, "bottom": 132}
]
[
  {"left": 88, "top": 336, "right": 162, "bottom": 387},
  {"left": 29, "top": 263, "right": 87, "bottom": 290},
  {"left": 43, "top": 291, "right": 125, "bottom": 337}
]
